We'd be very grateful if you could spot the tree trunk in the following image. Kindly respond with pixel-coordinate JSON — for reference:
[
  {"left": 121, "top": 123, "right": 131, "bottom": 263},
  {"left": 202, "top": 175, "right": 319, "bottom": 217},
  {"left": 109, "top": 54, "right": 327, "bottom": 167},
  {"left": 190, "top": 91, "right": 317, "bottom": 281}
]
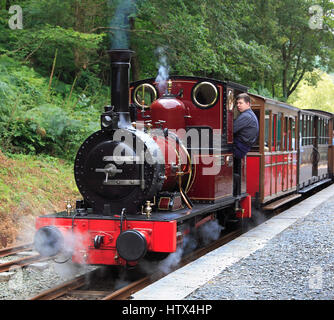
[
  {"left": 129, "top": 17, "right": 140, "bottom": 81},
  {"left": 281, "top": 45, "right": 288, "bottom": 100}
]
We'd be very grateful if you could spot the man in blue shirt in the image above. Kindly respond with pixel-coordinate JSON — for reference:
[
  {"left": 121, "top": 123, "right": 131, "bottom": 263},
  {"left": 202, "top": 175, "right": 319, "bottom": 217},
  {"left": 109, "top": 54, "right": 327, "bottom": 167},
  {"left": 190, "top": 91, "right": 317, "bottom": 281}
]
[
  {"left": 233, "top": 93, "right": 259, "bottom": 196},
  {"left": 233, "top": 93, "right": 259, "bottom": 159}
]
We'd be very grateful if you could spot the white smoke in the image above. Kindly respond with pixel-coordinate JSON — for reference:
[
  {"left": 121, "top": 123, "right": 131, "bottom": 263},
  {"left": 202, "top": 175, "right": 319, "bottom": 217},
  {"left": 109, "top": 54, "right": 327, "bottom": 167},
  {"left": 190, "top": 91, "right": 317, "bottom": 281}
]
[
  {"left": 155, "top": 46, "right": 170, "bottom": 95},
  {"left": 157, "top": 247, "right": 183, "bottom": 274},
  {"left": 156, "top": 235, "right": 197, "bottom": 275},
  {"left": 138, "top": 219, "right": 224, "bottom": 277},
  {"left": 51, "top": 229, "right": 91, "bottom": 279},
  {"left": 198, "top": 219, "right": 224, "bottom": 245}
]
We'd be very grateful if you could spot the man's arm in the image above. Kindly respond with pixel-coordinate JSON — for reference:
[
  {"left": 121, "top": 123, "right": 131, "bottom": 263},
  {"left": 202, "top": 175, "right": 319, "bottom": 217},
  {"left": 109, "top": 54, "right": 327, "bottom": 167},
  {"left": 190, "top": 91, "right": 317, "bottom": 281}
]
[{"left": 233, "top": 112, "right": 251, "bottom": 134}]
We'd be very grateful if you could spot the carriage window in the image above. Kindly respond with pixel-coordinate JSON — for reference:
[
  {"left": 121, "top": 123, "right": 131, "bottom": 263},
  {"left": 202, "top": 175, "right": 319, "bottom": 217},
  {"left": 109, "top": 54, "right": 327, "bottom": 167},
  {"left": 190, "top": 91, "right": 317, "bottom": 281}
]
[
  {"left": 310, "top": 117, "right": 314, "bottom": 145},
  {"left": 320, "top": 118, "right": 327, "bottom": 144},
  {"left": 265, "top": 111, "right": 270, "bottom": 152},
  {"left": 323, "top": 119, "right": 327, "bottom": 144},
  {"left": 291, "top": 118, "right": 296, "bottom": 150},
  {"left": 303, "top": 115, "right": 307, "bottom": 146},
  {"left": 319, "top": 119, "right": 325, "bottom": 144},
  {"left": 251, "top": 109, "right": 260, "bottom": 151},
  {"left": 300, "top": 116, "right": 304, "bottom": 146},
  {"left": 283, "top": 116, "right": 289, "bottom": 151},
  {"left": 306, "top": 116, "right": 310, "bottom": 146},
  {"left": 301, "top": 115, "right": 304, "bottom": 146},
  {"left": 325, "top": 119, "right": 329, "bottom": 144},
  {"left": 319, "top": 118, "right": 323, "bottom": 144},
  {"left": 277, "top": 113, "right": 282, "bottom": 151},
  {"left": 272, "top": 114, "right": 277, "bottom": 151},
  {"left": 286, "top": 117, "right": 290, "bottom": 151},
  {"left": 307, "top": 117, "right": 310, "bottom": 145}
]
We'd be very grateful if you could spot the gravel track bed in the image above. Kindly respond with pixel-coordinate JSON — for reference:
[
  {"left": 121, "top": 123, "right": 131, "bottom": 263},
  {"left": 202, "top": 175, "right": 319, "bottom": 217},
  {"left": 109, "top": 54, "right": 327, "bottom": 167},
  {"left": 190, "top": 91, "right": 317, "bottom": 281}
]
[
  {"left": 186, "top": 199, "right": 334, "bottom": 300},
  {"left": 0, "top": 255, "right": 96, "bottom": 300}
]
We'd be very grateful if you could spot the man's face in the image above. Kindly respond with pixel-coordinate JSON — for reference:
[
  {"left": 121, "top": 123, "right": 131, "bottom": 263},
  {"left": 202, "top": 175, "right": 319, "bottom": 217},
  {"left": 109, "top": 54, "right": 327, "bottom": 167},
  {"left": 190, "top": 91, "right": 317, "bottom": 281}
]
[{"left": 236, "top": 98, "right": 250, "bottom": 113}]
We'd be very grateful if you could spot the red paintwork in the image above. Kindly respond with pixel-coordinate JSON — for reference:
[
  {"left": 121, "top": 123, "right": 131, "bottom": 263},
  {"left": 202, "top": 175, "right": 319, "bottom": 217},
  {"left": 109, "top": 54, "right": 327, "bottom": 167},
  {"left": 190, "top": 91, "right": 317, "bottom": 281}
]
[
  {"left": 276, "top": 154, "right": 283, "bottom": 193},
  {"left": 195, "top": 214, "right": 215, "bottom": 228},
  {"left": 150, "top": 97, "right": 186, "bottom": 131},
  {"left": 262, "top": 152, "right": 298, "bottom": 200},
  {"left": 35, "top": 216, "right": 177, "bottom": 266},
  {"left": 292, "top": 153, "right": 297, "bottom": 187},
  {"left": 246, "top": 156, "right": 260, "bottom": 197},
  {"left": 264, "top": 155, "right": 271, "bottom": 198},
  {"left": 236, "top": 195, "right": 252, "bottom": 218},
  {"left": 187, "top": 154, "right": 233, "bottom": 201}
]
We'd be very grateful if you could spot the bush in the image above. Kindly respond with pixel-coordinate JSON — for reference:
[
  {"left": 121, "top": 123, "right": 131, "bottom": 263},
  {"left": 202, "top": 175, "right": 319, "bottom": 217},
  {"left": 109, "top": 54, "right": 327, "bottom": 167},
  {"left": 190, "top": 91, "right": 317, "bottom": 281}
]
[{"left": 0, "top": 56, "right": 103, "bottom": 160}]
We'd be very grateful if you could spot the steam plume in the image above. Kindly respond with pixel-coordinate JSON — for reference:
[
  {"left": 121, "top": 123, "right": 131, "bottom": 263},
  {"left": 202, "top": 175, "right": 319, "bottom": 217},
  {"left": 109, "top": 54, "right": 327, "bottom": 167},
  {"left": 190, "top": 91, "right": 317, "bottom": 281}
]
[
  {"left": 109, "top": 0, "right": 137, "bottom": 49},
  {"left": 155, "top": 46, "right": 170, "bottom": 95}
]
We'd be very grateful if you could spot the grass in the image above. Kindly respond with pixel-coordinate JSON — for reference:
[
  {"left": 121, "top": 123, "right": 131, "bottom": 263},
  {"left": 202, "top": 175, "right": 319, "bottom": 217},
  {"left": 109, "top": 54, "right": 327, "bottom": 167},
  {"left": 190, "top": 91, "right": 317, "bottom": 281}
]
[{"left": 0, "top": 149, "right": 81, "bottom": 248}]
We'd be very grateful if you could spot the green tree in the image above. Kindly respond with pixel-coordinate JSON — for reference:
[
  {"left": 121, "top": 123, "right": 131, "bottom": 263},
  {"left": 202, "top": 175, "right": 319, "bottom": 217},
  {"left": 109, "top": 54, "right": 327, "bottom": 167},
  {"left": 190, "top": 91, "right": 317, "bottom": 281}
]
[
  {"left": 288, "top": 70, "right": 334, "bottom": 112},
  {"left": 245, "top": 0, "right": 334, "bottom": 100},
  {"left": 133, "top": 0, "right": 271, "bottom": 82}
]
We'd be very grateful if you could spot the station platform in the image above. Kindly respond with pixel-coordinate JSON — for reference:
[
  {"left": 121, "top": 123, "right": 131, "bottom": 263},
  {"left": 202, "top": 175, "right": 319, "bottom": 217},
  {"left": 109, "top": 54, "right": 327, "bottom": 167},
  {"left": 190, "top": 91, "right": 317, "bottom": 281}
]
[{"left": 132, "top": 184, "right": 334, "bottom": 300}]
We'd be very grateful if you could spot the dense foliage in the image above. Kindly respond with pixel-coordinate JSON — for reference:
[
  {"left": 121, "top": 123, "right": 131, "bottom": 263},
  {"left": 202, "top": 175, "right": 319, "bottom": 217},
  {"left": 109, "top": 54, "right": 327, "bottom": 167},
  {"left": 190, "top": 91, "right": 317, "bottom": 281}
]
[
  {"left": 289, "top": 70, "right": 334, "bottom": 112},
  {"left": 0, "top": 0, "right": 333, "bottom": 159}
]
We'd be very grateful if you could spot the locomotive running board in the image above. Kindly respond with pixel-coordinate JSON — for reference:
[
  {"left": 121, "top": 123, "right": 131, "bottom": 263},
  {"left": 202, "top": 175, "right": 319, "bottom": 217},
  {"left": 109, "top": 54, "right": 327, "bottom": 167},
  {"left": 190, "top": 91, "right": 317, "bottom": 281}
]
[{"left": 262, "top": 194, "right": 302, "bottom": 211}]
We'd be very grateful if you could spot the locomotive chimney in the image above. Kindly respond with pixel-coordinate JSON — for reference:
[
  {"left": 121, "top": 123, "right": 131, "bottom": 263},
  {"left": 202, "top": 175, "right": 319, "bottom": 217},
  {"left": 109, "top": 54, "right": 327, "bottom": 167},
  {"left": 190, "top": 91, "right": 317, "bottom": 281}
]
[{"left": 105, "top": 49, "right": 134, "bottom": 129}]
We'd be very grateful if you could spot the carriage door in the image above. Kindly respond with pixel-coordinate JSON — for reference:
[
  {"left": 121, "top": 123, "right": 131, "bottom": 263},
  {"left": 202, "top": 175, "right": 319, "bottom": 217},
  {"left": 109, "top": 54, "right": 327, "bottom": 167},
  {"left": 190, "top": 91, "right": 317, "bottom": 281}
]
[
  {"left": 312, "top": 116, "right": 319, "bottom": 179},
  {"left": 316, "top": 117, "right": 329, "bottom": 180}
]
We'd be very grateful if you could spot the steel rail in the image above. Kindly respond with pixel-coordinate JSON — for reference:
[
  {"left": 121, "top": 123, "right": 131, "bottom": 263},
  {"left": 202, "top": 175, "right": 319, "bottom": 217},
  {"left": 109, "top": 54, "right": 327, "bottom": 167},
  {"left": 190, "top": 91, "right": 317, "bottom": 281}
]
[
  {"left": 0, "top": 243, "right": 33, "bottom": 258},
  {"left": 29, "top": 270, "right": 98, "bottom": 300},
  {"left": 0, "top": 254, "right": 49, "bottom": 273}
]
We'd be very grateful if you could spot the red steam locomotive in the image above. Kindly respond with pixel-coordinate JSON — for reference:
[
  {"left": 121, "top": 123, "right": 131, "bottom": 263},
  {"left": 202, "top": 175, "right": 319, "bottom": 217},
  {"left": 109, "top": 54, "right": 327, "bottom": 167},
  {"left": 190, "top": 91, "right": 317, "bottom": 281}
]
[{"left": 33, "top": 49, "right": 333, "bottom": 267}]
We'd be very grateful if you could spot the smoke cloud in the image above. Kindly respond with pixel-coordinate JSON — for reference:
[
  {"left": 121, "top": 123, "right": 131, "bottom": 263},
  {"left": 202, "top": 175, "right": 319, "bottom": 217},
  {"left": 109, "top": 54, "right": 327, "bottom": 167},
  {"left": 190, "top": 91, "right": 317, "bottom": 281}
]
[
  {"left": 109, "top": 0, "right": 137, "bottom": 49},
  {"left": 198, "top": 219, "right": 224, "bottom": 245},
  {"left": 139, "top": 219, "right": 223, "bottom": 277}
]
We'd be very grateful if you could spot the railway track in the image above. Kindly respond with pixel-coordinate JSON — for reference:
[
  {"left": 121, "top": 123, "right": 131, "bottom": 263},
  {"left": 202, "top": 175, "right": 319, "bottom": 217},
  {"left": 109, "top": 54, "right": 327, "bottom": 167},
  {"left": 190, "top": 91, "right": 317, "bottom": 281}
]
[
  {"left": 29, "top": 229, "right": 242, "bottom": 300},
  {"left": 0, "top": 254, "right": 49, "bottom": 273},
  {"left": 0, "top": 242, "right": 51, "bottom": 273},
  {"left": 0, "top": 243, "right": 33, "bottom": 258}
]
